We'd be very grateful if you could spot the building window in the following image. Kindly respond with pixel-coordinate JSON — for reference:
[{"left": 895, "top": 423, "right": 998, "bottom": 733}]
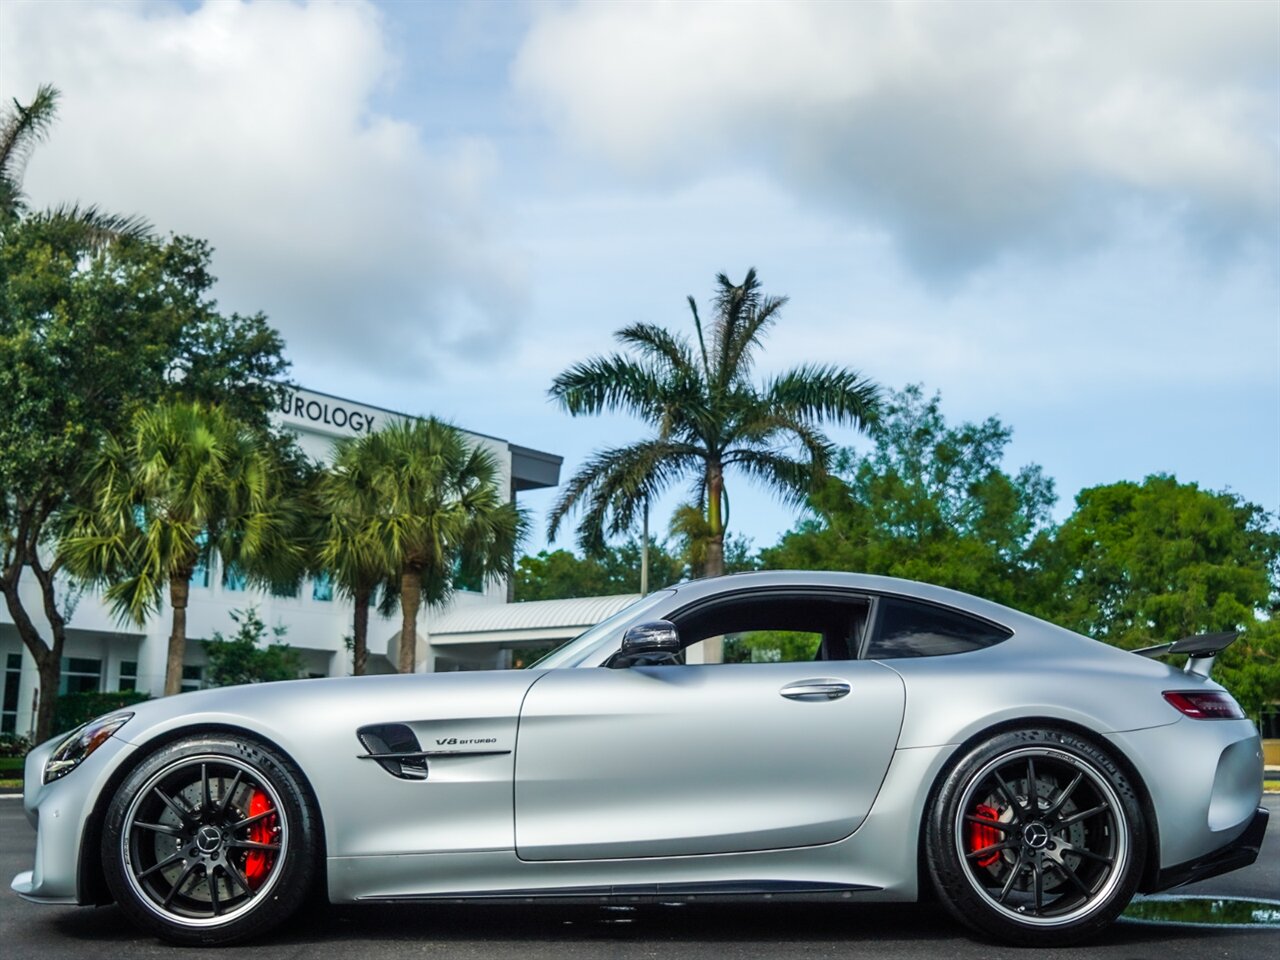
[
  {"left": 181, "top": 665, "right": 204, "bottom": 693},
  {"left": 191, "top": 530, "right": 211, "bottom": 588},
  {"left": 59, "top": 657, "right": 102, "bottom": 694},
  {"left": 118, "top": 660, "right": 138, "bottom": 692},
  {"left": 222, "top": 563, "right": 247, "bottom": 592},
  {"left": 312, "top": 573, "right": 334, "bottom": 602},
  {"left": 2, "top": 654, "right": 21, "bottom": 734},
  {"left": 272, "top": 580, "right": 300, "bottom": 599},
  {"left": 452, "top": 556, "right": 483, "bottom": 594}
]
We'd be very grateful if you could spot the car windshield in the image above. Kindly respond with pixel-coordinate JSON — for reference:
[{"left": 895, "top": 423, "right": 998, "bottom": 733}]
[{"left": 527, "top": 591, "right": 676, "bottom": 669}]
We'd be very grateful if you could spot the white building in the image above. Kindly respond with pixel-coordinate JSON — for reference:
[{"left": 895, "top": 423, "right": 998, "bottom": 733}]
[{"left": 0, "top": 386, "right": 571, "bottom": 736}]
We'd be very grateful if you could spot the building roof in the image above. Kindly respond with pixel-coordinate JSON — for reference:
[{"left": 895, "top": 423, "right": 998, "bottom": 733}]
[{"left": 428, "top": 594, "right": 641, "bottom": 646}]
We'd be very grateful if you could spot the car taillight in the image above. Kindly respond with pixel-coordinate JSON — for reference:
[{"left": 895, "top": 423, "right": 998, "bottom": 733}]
[{"left": 1162, "top": 691, "right": 1245, "bottom": 720}]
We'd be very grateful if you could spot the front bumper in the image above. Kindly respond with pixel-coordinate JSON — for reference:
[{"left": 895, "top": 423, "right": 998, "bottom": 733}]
[
  {"left": 10, "top": 733, "right": 135, "bottom": 904},
  {"left": 1149, "top": 805, "right": 1269, "bottom": 892}
]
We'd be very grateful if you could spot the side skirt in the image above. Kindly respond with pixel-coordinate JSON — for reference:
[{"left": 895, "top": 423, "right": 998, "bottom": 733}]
[{"left": 358, "top": 879, "right": 880, "bottom": 904}]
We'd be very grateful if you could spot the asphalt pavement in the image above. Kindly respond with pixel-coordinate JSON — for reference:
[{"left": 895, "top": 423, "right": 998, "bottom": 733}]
[{"left": 2, "top": 795, "right": 1276, "bottom": 960}]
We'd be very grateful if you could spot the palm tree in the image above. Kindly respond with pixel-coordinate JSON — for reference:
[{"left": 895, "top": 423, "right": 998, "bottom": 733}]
[
  {"left": 60, "top": 401, "right": 304, "bottom": 696},
  {"left": 549, "top": 268, "right": 880, "bottom": 577},
  {"left": 312, "top": 440, "right": 395, "bottom": 676},
  {"left": 332, "top": 419, "right": 526, "bottom": 674}
]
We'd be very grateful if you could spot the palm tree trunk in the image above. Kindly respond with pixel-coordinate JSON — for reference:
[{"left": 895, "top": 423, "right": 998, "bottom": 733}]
[
  {"left": 398, "top": 567, "right": 421, "bottom": 674},
  {"left": 352, "top": 585, "right": 370, "bottom": 676},
  {"left": 705, "top": 461, "right": 726, "bottom": 578},
  {"left": 164, "top": 573, "right": 191, "bottom": 696}
]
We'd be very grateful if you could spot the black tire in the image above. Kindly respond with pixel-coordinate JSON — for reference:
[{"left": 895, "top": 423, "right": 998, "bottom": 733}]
[
  {"left": 101, "top": 733, "right": 321, "bottom": 945},
  {"left": 925, "top": 728, "right": 1146, "bottom": 947}
]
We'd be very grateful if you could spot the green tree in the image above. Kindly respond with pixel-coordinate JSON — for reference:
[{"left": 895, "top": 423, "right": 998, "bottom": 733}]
[
  {"left": 514, "top": 538, "right": 685, "bottom": 601},
  {"left": 334, "top": 419, "right": 526, "bottom": 673},
  {"left": 761, "top": 385, "right": 1056, "bottom": 609},
  {"left": 1051, "top": 475, "right": 1279, "bottom": 719},
  {"left": 60, "top": 401, "right": 304, "bottom": 696},
  {"left": 203, "top": 608, "right": 303, "bottom": 687},
  {"left": 549, "top": 269, "right": 878, "bottom": 577},
  {"left": 1, "top": 84, "right": 289, "bottom": 740}
]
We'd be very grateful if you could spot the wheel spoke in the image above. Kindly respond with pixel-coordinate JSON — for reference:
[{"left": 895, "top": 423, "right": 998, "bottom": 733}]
[
  {"left": 1058, "top": 840, "right": 1114, "bottom": 865},
  {"left": 223, "top": 859, "right": 253, "bottom": 897},
  {"left": 153, "top": 787, "right": 192, "bottom": 823},
  {"left": 201, "top": 763, "right": 211, "bottom": 813},
  {"left": 1032, "top": 850, "right": 1044, "bottom": 914},
  {"left": 992, "top": 769, "right": 1025, "bottom": 819},
  {"left": 232, "top": 808, "right": 275, "bottom": 831},
  {"left": 1044, "top": 772, "right": 1083, "bottom": 817},
  {"left": 228, "top": 839, "right": 280, "bottom": 852},
  {"left": 132, "top": 820, "right": 181, "bottom": 838},
  {"left": 1027, "top": 757, "right": 1038, "bottom": 808},
  {"left": 966, "top": 839, "right": 1016, "bottom": 860},
  {"left": 1058, "top": 802, "right": 1108, "bottom": 826},
  {"left": 217, "top": 770, "right": 244, "bottom": 818},
  {"left": 1052, "top": 856, "right": 1093, "bottom": 897},
  {"left": 135, "top": 852, "right": 183, "bottom": 881},
  {"left": 162, "top": 861, "right": 201, "bottom": 908},
  {"left": 208, "top": 865, "right": 221, "bottom": 916},
  {"left": 997, "top": 850, "right": 1026, "bottom": 903},
  {"left": 963, "top": 813, "right": 1010, "bottom": 830}
]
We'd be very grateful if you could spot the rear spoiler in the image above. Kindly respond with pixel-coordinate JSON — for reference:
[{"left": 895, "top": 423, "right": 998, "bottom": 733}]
[{"left": 1133, "top": 631, "right": 1237, "bottom": 678}]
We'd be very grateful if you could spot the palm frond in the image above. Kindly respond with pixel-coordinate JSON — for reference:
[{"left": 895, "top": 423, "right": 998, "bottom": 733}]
[
  {"left": 765, "top": 364, "right": 881, "bottom": 427},
  {"left": 547, "top": 440, "right": 702, "bottom": 550},
  {"left": 724, "top": 449, "right": 817, "bottom": 511},
  {"left": 614, "top": 323, "right": 696, "bottom": 372},
  {"left": 29, "top": 203, "right": 152, "bottom": 248},
  {"left": 549, "top": 354, "right": 671, "bottom": 422},
  {"left": 0, "top": 84, "right": 59, "bottom": 207}
]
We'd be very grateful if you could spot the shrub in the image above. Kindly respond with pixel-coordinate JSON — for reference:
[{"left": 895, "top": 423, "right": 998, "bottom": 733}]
[
  {"left": 0, "top": 732, "right": 32, "bottom": 758},
  {"left": 54, "top": 691, "right": 151, "bottom": 736}
]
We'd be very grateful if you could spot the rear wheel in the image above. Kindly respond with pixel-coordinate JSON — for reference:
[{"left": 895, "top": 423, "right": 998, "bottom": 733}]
[
  {"left": 926, "top": 728, "right": 1146, "bottom": 946},
  {"left": 102, "top": 734, "right": 319, "bottom": 945}
]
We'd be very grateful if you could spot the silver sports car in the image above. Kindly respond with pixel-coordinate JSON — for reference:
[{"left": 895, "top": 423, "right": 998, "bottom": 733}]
[{"left": 12, "top": 572, "right": 1267, "bottom": 947}]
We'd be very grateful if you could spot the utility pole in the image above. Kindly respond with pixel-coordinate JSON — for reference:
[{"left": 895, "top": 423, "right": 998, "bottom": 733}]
[{"left": 640, "top": 496, "right": 649, "bottom": 595}]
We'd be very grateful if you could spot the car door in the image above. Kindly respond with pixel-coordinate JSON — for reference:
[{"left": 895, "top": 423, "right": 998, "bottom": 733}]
[{"left": 513, "top": 590, "right": 906, "bottom": 861}]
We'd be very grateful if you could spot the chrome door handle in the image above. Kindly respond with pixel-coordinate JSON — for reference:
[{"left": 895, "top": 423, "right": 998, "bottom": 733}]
[{"left": 780, "top": 679, "right": 851, "bottom": 701}]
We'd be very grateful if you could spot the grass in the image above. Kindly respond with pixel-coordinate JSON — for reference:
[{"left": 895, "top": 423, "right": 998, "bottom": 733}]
[
  {"left": 1265, "top": 780, "right": 1279, "bottom": 793},
  {"left": 0, "top": 779, "right": 20, "bottom": 791}
]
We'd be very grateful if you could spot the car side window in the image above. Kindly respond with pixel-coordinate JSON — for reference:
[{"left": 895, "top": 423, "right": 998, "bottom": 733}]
[
  {"left": 865, "top": 596, "right": 1011, "bottom": 659},
  {"left": 673, "top": 594, "right": 868, "bottom": 664}
]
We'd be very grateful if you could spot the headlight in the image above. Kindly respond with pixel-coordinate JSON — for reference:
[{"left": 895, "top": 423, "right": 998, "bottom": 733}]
[{"left": 43, "top": 713, "right": 133, "bottom": 784}]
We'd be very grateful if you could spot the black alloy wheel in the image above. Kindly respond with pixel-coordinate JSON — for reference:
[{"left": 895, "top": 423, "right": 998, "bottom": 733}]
[
  {"left": 926, "top": 728, "right": 1146, "bottom": 946},
  {"left": 102, "top": 734, "right": 320, "bottom": 945}
]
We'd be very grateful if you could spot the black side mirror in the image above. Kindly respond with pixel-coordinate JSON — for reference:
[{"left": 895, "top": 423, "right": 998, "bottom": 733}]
[{"left": 613, "top": 620, "right": 682, "bottom": 667}]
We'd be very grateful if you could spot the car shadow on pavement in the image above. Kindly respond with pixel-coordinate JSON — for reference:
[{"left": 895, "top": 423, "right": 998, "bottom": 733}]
[{"left": 45, "top": 900, "right": 1279, "bottom": 953}]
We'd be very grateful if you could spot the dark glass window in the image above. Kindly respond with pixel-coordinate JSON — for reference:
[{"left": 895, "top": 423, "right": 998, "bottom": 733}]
[
  {"left": 866, "top": 597, "right": 1011, "bottom": 659},
  {"left": 59, "top": 657, "right": 102, "bottom": 694},
  {"left": 118, "top": 660, "right": 138, "bottom": 692},
  {"left": 2, "top": 654, "right": 21, "bottom": 733}
]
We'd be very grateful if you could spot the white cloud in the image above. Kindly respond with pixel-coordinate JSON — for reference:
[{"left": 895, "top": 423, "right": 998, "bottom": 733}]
[
  {"left": 0, "top": 0, "right": 527, "bottom": 373},
  {"left": 513, "top": 0, "right": 1279, "bottom": 278}
]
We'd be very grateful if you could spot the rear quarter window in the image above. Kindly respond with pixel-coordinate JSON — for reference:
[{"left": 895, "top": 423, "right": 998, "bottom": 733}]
[{"left": 866, "top": 596, "right": 1011, "bottom": 659}]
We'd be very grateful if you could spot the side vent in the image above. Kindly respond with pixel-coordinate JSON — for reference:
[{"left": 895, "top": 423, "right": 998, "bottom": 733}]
[{"left": 357, "top": 723, "right": 429, "bottom": 781}]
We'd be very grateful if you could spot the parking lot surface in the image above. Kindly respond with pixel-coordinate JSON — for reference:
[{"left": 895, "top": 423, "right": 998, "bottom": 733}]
[{"left": 2, "top": 795, "right": 1276, "bottom": 960}]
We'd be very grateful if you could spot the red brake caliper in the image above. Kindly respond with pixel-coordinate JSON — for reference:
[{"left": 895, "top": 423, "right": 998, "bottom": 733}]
[
  {"left": 969, "top": 803, "right": 1002, "bottom": 867},
  {"left": 243, "top": 789, "right": 276, "bottom": 887}
]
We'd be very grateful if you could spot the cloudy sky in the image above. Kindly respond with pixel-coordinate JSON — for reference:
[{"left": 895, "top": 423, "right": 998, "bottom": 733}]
[{"left": 3, "top": 0, "right": 1277, "bottom": 554}]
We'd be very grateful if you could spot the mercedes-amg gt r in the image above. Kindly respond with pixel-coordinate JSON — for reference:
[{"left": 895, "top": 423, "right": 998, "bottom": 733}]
[{"left": 12, "top": 572, "right": 1267, "bottom": 946}]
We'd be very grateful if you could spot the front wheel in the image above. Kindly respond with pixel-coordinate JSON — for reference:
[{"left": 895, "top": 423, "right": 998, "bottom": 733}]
[
  {"left": 101, "top": 734, "right": 320, "bottom": 945},
  {"left": 926, "top": 728, "right": 1146, "bottom": 946}
]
